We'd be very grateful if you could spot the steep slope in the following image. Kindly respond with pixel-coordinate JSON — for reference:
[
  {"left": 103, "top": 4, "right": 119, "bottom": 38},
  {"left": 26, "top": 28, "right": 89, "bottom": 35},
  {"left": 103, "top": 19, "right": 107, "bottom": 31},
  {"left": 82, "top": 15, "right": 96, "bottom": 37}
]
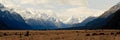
[
  {"left": 103, "top": 9, "right": 120, "bottom": 29},
  {"left": 0, "top": 3, "right": 32, "bottom": 30},
  {"left": 86, "top": 2, "right": 120, "bottom": 29}
]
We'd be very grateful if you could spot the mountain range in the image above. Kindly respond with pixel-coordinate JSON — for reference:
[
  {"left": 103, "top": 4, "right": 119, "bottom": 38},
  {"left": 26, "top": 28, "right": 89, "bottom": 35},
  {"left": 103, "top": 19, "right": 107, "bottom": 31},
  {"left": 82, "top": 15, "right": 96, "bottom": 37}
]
[
  {"left": 0, "top": 3, "right": 84, "bottom": 30},
  {"left": 0, "top": 2, "right": 120, "bottom": 30}
]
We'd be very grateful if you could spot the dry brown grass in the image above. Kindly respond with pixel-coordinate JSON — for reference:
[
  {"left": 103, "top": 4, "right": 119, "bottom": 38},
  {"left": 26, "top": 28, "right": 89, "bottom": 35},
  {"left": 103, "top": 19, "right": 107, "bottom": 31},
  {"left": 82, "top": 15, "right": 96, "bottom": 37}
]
[{"left": 0, "top": 30, "right": 120, "bottom": 40}]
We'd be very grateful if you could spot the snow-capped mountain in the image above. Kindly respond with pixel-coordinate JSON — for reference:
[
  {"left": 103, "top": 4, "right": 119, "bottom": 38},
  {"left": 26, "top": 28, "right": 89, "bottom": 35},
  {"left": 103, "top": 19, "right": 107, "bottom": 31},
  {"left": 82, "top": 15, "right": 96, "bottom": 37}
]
[
  {"left": 7, "top": 6, "right": 89, "bottom": 29},
  {"left": 0, "top": 3, "right": 99, "bottom": 30},
  {"left": 0, "top": 3, "right": 80, "bottom": 29}
]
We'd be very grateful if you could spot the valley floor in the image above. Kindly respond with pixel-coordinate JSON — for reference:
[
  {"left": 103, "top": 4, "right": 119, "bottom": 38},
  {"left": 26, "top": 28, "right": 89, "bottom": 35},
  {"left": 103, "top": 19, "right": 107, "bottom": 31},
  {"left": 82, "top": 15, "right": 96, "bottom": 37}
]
[{"left": 0, "top": 30, "right": 120, "bottom": 40}]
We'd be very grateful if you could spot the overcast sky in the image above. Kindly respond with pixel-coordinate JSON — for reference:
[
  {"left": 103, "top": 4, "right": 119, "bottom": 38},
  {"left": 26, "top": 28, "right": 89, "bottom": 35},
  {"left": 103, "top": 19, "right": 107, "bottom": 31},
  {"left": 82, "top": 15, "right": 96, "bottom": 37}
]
[{"left": 0, "top": 0, "right": 120, "bottom": 17}]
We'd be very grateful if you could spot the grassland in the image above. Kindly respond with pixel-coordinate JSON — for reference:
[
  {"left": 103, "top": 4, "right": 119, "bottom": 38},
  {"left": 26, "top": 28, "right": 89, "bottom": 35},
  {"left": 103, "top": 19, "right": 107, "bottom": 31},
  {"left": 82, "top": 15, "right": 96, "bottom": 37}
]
[{"left": 0, "top": 30, "right": 120, "bottom": 40}]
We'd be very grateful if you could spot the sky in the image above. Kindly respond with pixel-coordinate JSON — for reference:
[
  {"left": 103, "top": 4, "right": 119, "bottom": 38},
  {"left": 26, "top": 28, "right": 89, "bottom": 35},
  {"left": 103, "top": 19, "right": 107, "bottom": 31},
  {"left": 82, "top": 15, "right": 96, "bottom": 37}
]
[{"left": 0, "top": 0, "right": 120, "bottom": 17}]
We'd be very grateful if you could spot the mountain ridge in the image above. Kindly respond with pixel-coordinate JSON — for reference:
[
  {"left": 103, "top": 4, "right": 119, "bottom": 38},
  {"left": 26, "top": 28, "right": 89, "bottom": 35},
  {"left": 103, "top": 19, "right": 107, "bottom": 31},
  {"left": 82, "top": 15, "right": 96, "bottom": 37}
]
[
  {"left": 86, "top": 2, "right": 120, "bottom": 29},
  {"left": 0, "top": 3, "right": 33, "bottom": 30}
]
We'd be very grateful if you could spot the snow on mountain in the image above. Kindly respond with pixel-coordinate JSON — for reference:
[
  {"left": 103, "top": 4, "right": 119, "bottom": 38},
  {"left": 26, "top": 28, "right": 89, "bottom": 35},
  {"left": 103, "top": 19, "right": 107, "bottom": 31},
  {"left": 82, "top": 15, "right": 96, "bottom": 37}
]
[
  {"left": 5, "top": 6, "right": 102, "bottom": 29},
  {"left": 8, "top": 7, "right": 89, "bottom": 29},
  {"left": 0, "top": 3, "right": 102, "bottom": 29}
]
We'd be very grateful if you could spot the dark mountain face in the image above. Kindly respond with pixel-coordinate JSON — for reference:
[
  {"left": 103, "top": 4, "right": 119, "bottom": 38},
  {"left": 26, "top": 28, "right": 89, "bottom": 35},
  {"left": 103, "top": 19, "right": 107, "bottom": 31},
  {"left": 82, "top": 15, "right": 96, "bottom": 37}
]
[
  {"left": 86, "top": 2, "right": 120, "bottom": 29},
  {"left": 0, "top": 18, "right": 8, "bottom": 29},
  {"left": 103, "top": 9, "right": 120, "bottom": 29},
  {"left": 0, "top": 3, "right": 8, "bottom": 29},
  {"left": 0, "top": 3, "right": 32, "bottom": 30}
]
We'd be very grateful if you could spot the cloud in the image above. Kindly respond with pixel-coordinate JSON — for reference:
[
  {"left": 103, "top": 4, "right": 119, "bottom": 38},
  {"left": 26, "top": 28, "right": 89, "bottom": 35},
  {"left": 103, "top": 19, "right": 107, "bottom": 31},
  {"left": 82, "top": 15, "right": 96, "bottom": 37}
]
[
  {"left": 61, "top": 7, "right": 104, "bottom": 17},
  {"left": 19, "top": 0, "right": 48, "bottom": 5},
  {"left": 15, "top": 0, "right": 87, "bottom": 6},
  {"left": 0, "top": 0, "right": 49, "bottom": 6},
  {"left": 0, "top": 0, "right": 20, "bottom": 7},
  {"left": 16, "top": 0, "right": 88, "bottom": 7},
  {"left": 0, "top": 0, "right": 88, "bottom": 8},
  {"left": 63, "top": 0, "right": 87, "bottom": 6},
  {"left": 0, "top": 0, "right": 104, "bottom": 17},
  {"left": 50, "top": 0, "right": 87, "bottom": 6}
]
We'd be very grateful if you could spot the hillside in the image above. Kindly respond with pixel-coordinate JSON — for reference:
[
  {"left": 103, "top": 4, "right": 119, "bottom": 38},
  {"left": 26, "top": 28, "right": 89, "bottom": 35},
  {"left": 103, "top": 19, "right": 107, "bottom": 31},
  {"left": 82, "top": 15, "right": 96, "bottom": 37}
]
[{"left": 85, "top": 2, "right": 120, "bottom": 29}]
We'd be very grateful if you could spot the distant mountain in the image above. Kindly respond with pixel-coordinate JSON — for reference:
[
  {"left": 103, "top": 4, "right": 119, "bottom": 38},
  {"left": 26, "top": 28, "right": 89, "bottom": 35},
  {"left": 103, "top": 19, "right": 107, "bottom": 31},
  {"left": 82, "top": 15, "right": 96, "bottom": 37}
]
[
  {"left": 57, "top": 17, "right": 96, "bottom": 30},
  {"left": 72, "top": 16, "right": 96, "bottom": 27}
]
